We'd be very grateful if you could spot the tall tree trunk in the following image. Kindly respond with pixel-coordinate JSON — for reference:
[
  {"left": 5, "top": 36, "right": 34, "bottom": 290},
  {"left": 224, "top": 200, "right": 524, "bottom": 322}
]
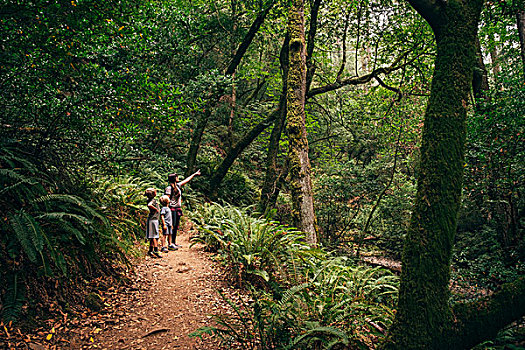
[
  {"left": 185, "top": 3, "right": 274, "bottom": 178},
  {"left": 286, "top": 0, "right": 318, "bottom": 244},
  {"left": 517, "top": 10, "right": 525, "bottom": 80},
  {"left": 207, "top": 111, "right": 279, "bottom": 197},
  {"left": 259, "top": 35, "right": 289, "bottom": 214},
  {"left": 473, "top": 36, "right": 489, "bottom": 99},
  {"left": 260, "top": 0, "right": 321, "bottom": 215},
  {"left": 228, "top": 74, "right": 236, "bottom": 152},
  {"left": 186, "top": 108, "right": 211, "bottom": 177},
  {"left": 489, "top": 38, "right": 500, "bottom": 79},
  {"left": 306, "top": 0, "right": 322, "bottom": 93},
  {"left": 381, "top": 0, "right": 484, "bottom": 348}
]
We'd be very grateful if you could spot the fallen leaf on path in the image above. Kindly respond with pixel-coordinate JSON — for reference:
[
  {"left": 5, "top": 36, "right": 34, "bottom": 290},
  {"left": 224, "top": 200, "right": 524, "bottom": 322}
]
[{"left": 141, "top": 328, "right": 170, "bottom": 338}]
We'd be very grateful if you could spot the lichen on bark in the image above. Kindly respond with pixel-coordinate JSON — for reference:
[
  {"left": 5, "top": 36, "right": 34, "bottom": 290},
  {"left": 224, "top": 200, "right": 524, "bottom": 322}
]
[{"left": 285, "top": 0, "right": 318, "bottom": 245}]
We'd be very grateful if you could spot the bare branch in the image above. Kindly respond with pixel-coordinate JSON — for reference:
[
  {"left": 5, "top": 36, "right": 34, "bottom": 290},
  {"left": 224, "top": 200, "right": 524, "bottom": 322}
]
[
  {"left": 336, "top": 10, "right": 352, "bottom": 81},
  {"left": 307, "top": 52, "right": 409, "bottom": 98}
]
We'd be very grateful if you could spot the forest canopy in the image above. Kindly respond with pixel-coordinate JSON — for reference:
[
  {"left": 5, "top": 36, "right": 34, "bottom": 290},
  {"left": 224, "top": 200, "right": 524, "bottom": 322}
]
[{"left": 0, "top": 0, "right": 523, "bottom": 348}]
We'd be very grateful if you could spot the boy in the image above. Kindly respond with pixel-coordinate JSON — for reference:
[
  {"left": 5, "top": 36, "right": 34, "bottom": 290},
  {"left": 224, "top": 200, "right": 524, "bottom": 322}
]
[
  {"left": 144, "top": 188, "right": 162, "bottom": 258},
  {"left": 159, "top": 195, "right": 176, "bottom": 252}
]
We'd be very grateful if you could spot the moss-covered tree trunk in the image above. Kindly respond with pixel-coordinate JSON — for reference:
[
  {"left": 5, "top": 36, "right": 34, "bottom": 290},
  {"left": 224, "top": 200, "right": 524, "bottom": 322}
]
[
  {"left": 381, "top": 0, "right": 483, "bottom": 349},
  {"left": 260, "top": 35, "right": 289, "bottom": 214},
  {"left": 518, "top": 9, "right": 525, "bottom": 79},
  {"left": 186, "top": 108, "right": 210, "bottom": 177},
  {"left": 286, "top": 0, "right": 318, "bottom": 244}
]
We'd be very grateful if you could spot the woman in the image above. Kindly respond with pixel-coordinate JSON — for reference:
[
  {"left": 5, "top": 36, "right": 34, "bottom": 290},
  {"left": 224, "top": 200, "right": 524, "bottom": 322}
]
[{"left": 164, "top": 169, "right": 201, "bottom": 249}]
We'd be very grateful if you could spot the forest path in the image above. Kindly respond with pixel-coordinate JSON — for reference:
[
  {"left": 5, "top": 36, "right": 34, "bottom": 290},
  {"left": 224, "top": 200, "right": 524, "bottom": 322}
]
[{"left": 85, "top": 228, "right": 236, "bottom": 350}]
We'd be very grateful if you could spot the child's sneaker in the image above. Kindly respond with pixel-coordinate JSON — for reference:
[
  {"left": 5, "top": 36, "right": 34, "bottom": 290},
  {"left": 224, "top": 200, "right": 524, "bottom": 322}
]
[
  {"left": 161, "top": 246, "right": 169, "bottom": 253},
  {"left": 168, "top": 244, "right": 178, "bottom": 251},
  {"left": 152, "top": 251, "right": 162, "bottom": 258}
]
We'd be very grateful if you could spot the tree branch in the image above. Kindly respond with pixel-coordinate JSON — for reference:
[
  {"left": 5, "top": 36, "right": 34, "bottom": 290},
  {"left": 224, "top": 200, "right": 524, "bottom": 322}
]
[
  {"left": 406, "top": 0, "right": 445, "bottom": 32},
  {"left": 336, "top": 10, "right": 352, "bottom": 81},
  {"left": 307, "top": 52, "right": 409, "bottom": 98},
  {"left": 225, "top": 2, "right": 275, "bottom": 76},
  {"left": 306, "top": 0, "right": 322, "bottom": 93},
  {"left": 208, "top": 109, "right": 280, "bottom": 196},
  {"left": 446, "top": 277, "right": 525, "bottom": 350}
]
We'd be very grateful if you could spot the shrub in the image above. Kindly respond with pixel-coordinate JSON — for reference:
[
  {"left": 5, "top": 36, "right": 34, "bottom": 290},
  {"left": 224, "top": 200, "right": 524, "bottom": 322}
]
[
  {"left": 0, "top": 145, "right": 128, "bottom": 321},
  {"left": 190, "top": 203, "right": 399, "bottom": 349},
  {"left": 190, "top": 202, "right": 310, "bottom": 288}
]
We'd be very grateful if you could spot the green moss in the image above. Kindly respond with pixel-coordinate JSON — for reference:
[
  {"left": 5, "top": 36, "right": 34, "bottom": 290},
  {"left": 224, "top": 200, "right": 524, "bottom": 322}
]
[{"left": 382, "top": 1, "right": 484, "bottom": 349}]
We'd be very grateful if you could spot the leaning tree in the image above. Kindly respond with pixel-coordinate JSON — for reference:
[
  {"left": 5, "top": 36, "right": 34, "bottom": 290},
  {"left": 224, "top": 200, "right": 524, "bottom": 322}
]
[{"left": 382, "top": 0, "right": 525, "bottom": 349}]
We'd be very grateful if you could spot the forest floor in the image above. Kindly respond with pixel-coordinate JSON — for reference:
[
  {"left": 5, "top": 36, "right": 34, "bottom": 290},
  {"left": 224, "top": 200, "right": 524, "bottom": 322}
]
[{"left": 3, "top": 224, "right": 246, "bottom": 350}]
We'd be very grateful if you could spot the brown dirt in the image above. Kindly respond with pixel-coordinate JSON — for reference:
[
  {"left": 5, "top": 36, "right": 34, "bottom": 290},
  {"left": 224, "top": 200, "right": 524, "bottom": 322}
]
[
  {"left": 86, "top": 230, "right": 238, "bottom": 350},
  {"left": 2, "top": 227, "right": 244, "bottom": 350}
]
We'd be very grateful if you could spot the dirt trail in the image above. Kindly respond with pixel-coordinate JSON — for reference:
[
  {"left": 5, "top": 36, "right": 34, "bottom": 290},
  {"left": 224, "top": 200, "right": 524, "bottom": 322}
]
[{"left": 88, "top": 229, "right": 236, "bottom": 350}]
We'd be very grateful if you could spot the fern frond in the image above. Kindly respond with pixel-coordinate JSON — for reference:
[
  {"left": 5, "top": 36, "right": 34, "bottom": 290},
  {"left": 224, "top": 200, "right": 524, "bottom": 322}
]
[
  {"left": 280, "top": 282, "right": 310, "bottom": 305},
  {"left": 8, "top": 211, "right": 40, "bottom": 263},
  {"left": 1, "top": 273, "right": 25, "bottom": 322},
  {"left": 0, "top": 177, "right": 39, "bottom": 196},
  {"left": 37, "top": 212, "right": 93, "bottom": 227},
  {"left": 33, "top": 194, "right": 107, "bottom": 224},
  {"left": 0, "top": 146, "right": 39, "bottom": 172},
  {"left": 54, "top": 219, "right": 87, "bottom": 245},
  {"left": 0, "top": 168, "right": 36, "bottom": 183},
  {"left": 286, "top": 326, "right": 349, "bottom": 349}
]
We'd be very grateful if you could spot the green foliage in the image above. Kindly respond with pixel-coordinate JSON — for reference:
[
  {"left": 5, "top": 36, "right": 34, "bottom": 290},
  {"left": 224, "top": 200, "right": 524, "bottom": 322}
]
[
  {"left": 315, "top": 159, "right": 415, "bottom": 258},
  {"left": 452, "top": 224, "right": 525, "bottom": 302},
  {"left": 218, "top": 171, "right": 260, "bottom": 207},
  {"left": 0, "top": 145, "right": 129, "bottom": 321},
  {"left": 89, "top": 173, "right": 157, "bottom": 241},
  {"left": 315, "top": 160, "right": 384, "bottom": 247},
  {"left": 191, "top": 202, "right": 398, "bottom": 349},
  {"left": 191, "top": 202, "right": 310, "bottom": 287},
  {"left": 192, "top": 258, "right": 398, "bottom": 349},
  {"left": 0, "top": 0, "right": 521, "bottom": 345},
  {"left": 463, "top": 75, "right": 525, "bottom": 249},
  {"left": 1, "top": 273, "right": 25, "bottom": 323}
]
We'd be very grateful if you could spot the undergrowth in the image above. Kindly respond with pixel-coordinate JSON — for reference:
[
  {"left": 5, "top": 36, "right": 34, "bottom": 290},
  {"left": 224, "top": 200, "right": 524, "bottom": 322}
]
[
  {"left": 189, "top": 202, "right": 399, "bottom": 349},
  {"left": 0, "top": 145, "right": 145, "bottom": 324}
]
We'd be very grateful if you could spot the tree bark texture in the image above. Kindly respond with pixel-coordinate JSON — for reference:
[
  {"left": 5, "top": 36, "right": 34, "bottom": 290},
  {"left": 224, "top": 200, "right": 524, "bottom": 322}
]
[
  {"left": 473, "top": 36, "right": 489, "bottom": 99},
  {"left": 186, "top": 108, "right": 210, "bottom": 177},
  {"left": 517, "top": 10, "right": 525, "bottom": 80},
  {"left": 286, "top": 0, "right": 318, "bottom": 244},
  {"left": 207, "top": 110, "right": 279, "bottom": 197},
  {"left": 382, "top": 0, "right": 484, "bottom": 349},
  {"left": 259, "top": 35, "right": 289, "bottom": 214}
]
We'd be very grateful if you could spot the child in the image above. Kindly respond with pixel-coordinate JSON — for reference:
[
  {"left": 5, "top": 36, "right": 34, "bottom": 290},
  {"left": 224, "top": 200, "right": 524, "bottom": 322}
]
[
  {"left": 159, "top": 195, "right": 177, "bottom": 252},
  {"left": 165, "top": 170, "right": 201, "bottom": 249},
  {"left": 144, "top": 188, "right": 162, "bottom": 258}
]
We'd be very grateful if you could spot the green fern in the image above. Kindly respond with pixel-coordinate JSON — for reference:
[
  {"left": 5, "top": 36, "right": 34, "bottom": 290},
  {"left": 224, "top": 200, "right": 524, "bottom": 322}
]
[
  {"left": 286, "top": 325, "right": 349, "bottom": 349},
  {"left": 1, "top": 273, "right": 25, "bottom": 322},
  {"left": 8, "top": 211, "right": 41, "bottom": 263},
  {"left": 33, "top": 194, "right": 106, "bottom": 223}
]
